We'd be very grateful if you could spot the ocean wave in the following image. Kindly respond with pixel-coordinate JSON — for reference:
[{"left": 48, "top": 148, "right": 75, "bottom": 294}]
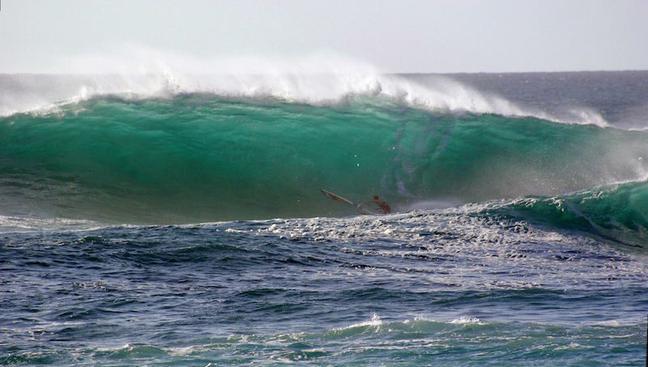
[
  {"left": 2, "top": 312, "right": 641, "bottom": 366},
  {"left": 0, "top": 94, "right": 644, "bottom": 223},
  {"left": 488, "top": 179, "right": 648, "bottom": 249},
  {"left": 0, "top": 68, "right": 608, "bottom": 127}
]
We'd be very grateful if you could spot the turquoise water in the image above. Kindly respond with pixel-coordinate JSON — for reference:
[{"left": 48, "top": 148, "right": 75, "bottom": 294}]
[
  {"left": 1, "top": 80, "right": 648, "bottom": 366},
  {"left": 1, "top": 95, "right": 647, "bottom": 223}
]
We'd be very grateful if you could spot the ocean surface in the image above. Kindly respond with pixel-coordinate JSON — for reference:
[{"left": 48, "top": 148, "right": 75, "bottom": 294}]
[{"left": 1, "top": 70, "right": 647, "bottom": 366}]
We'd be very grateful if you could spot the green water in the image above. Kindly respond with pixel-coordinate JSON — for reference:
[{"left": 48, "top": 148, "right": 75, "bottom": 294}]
[{"left": 1, "top": 94, "right": 647, "bottom": 222}]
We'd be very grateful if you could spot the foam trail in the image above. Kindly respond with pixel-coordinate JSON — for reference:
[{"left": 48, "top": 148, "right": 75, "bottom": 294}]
[{"left": 0, "top": 215, "right": 100, "bottom": 233}]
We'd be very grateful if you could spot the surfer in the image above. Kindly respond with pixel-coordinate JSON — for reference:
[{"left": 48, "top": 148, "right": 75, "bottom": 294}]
[
  {"left": 321, "top": 189, "right": 392, "bottom": 215},
  {"left": 372, "top": 195, "right": 391, "bottom": 214}
]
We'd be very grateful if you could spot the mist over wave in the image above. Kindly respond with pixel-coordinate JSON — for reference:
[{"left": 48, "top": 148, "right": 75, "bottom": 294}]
[
  {"left": 0, "top": 72, "right": 533, "bottom": 120},
  {"left": 0, "top": 48, "right": 611, "bottom": 126}
]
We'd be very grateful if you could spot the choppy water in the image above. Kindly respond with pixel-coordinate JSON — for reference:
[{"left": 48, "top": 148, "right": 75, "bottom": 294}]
[{"left": 1, "top": 71, "right": 647, "bottom": 366}]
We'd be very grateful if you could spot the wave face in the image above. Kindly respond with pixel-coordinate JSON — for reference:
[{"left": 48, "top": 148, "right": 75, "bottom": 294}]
[
  {"left": 1, "top": 94, "right": 647, "bottom": 223},
  {"left": 490, "top": 180, "right": 648, "bottom": 248}
]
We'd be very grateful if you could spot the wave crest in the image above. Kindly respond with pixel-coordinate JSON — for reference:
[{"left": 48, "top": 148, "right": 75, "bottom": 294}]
[{"left": 0, "top": 49, "right": 608, "bottom": 126}]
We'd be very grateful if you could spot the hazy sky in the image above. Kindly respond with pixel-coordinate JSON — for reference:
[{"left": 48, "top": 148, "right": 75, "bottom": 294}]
[{"left": 1, "top": 0, "right": 647, "bottom": 73}]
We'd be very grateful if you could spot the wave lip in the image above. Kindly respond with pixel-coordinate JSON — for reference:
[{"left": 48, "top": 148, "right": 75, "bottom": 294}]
[{"left": 0, "top": 71, "right": 608, "bottom": 126}]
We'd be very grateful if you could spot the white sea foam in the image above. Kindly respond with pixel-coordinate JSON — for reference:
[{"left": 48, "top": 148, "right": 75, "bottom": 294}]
[
  {"left": 0, "top": 45, "right": 608, "bottom": 126},
  {"left": 0, "top": 214, "right": 101, "bottom": 233},
  {"left": 337, "top": 313, "right": 384, "bottom": 330},
  {"left": 450, "top": 316, "right": 484, "bottom": 325}
]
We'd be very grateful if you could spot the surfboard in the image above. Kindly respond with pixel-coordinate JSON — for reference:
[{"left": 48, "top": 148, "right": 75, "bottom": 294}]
[
  {"left": 320, "top": 189, "right": 354, "bottom": 206},
  {"left": 321, "top": 189, "right": 387, "bottom": 215},
  {"left": 356, "top": 201, "right": 383, "bottom": 215}
]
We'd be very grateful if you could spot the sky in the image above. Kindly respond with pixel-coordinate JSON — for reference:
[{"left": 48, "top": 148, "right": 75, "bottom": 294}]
[{"left": 1, "top": 0, "right": 647, "bottom": 73}]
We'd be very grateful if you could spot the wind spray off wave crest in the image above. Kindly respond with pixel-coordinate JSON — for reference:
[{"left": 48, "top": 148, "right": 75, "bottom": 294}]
[{"left": 0, "top": 47, "right": 607, "bottom": 125}]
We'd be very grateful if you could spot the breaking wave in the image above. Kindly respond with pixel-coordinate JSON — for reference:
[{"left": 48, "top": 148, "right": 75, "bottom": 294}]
[{"left": 0, "top": 93, "right": 644, "bottom": 223}]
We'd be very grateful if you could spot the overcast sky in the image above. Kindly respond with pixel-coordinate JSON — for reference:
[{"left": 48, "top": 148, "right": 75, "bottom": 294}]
[{"left": 1, "top": 0, "right": 647, "bottom": 73}]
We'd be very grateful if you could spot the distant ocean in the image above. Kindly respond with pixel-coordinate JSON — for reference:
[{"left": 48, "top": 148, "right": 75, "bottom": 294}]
[{"left": 1, "top": 70, "right": 647, "bottom": 366}]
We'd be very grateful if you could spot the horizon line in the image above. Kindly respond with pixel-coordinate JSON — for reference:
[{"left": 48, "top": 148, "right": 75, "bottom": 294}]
[{"left": 1, "top": 69, "right": 648, "bottom": 76}]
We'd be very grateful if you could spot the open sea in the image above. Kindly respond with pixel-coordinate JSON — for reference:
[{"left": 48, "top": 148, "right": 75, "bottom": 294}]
[{"left": 1, "top": 70, "right": 647, "bottom": 366}]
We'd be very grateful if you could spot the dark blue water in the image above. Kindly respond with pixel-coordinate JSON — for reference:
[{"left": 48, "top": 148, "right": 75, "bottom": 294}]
[{"left": 2, "top": 210, "right": 647, "bottom": 366}]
